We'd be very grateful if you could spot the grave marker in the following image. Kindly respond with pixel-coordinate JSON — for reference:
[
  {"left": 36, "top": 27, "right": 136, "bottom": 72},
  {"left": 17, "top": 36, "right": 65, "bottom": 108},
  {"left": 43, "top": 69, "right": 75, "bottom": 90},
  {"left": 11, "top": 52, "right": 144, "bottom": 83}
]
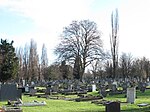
[
  {"left": 92, "top": 84, "right": 96, "bottom": 92},
  {"left": 0, "top": 84, "right": 22, "bottom": 101},
  {"left": 106, "top": 101, "right": 120, "bottom": 112},
  {"left": 127, "top": 87, "right": 136, "bottom": 104}
]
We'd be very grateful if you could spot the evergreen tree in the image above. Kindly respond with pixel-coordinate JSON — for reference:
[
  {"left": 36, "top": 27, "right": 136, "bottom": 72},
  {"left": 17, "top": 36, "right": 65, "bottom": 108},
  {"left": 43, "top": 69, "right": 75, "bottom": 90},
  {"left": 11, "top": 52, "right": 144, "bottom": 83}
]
[{"left": 0, "top": 39, "right": 19, "bottom": 83}]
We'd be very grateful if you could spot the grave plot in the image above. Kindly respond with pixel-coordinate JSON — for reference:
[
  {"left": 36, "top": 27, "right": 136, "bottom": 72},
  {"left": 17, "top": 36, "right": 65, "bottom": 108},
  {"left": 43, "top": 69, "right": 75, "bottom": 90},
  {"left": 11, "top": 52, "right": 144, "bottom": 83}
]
[
  {"left": 7, "top": 98, "right": 46, "bottom": 107},
  {"left": 137, "top": 103, "right": 149, "bottom": 107},
  {"left": 2, "top": 107, "right": 22, "bottom": 112},
  {"left": 75, "top": 94, "right": 103, "bottom": 102},
  {"left": 19, "top": 101, "right": 46, "bottom": 107},
  {"left": 91, "top": 99, "right": 110, "bottom": 105}
]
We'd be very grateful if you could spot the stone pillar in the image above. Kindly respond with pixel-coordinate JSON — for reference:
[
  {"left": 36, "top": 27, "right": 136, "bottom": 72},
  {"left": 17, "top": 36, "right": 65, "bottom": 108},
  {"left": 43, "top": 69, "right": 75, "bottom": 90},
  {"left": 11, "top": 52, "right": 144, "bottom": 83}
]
[{"left": 127, "top": 87, "right": 136, "bottom": 104}]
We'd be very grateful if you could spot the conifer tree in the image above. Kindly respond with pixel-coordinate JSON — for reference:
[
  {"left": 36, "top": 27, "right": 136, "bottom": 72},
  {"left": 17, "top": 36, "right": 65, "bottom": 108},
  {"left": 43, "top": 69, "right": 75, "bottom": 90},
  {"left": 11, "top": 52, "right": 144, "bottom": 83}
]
[{"left": 0, "top": 39, "right": 19, "bottom": 83}]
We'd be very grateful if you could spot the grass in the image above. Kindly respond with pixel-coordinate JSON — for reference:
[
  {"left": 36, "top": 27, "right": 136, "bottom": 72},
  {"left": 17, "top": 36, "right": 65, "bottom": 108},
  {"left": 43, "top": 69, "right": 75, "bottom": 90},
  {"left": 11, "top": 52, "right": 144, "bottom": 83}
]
[
  {"left": 0, "top": 95, "right": 103, "bottom": 112},
  {"left": 1, "top": 90, "right": 150, "bottom": 112},
  {"left": 21, "top": 96, "right": 103, "bottom": 112}
]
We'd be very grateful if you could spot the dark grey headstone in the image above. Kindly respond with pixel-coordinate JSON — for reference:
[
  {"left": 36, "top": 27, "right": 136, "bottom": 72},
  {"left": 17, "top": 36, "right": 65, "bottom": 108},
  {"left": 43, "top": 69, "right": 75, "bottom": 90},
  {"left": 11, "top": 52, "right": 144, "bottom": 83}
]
[
  {"left": 100, "top": 87, "right": 107, "bottom": 97},
  {"left": 106, "top": 102, "right": 120, "bottom": 112},
  {"left": 0, "top": 84, "right": 22, "bottom": 101},
  {"left": 138, "top": 82, "right": 146, "bottom": 93},
  {"left": 111, "top": 85, "right": 117, "bottom": 92},
  {"left": 29, "top": 88, "right": 37, "bottom": 96},
  {"left": 45, "top": 87, "right": 52, "bottom": 95}
]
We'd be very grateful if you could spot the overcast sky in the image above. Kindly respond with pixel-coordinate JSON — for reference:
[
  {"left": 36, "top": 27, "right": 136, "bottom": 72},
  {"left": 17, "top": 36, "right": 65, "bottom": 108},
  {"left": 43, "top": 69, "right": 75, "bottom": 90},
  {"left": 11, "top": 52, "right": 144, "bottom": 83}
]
[{"left": 0, "top": 0, "right": 150, "bottom": 64}]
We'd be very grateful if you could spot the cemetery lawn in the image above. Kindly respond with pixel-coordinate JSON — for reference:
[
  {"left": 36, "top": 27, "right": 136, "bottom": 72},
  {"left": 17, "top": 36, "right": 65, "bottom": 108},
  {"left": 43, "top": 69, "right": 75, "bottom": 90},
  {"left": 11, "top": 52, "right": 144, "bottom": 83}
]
[{"left": 1, "top": 90, "right": 150, "bottom": 112}]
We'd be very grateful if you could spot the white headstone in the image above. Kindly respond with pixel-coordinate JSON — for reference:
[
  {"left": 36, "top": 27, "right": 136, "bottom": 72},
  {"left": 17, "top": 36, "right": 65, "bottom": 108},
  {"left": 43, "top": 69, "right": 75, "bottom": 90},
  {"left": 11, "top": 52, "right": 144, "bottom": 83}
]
[
  {"left": 127, "top": 87, "right": 136, "bottom": 104},
  {"left": 22, "top": 80, "right": 25, "bottom": 87},
  {"left": 70, "top": 84, "right": 73, "bottom": 90},
  {"left": 31, "top": 81, "right": 35, "bottom": 86},
  {"left": 92, "top": 84, "right": 96, "bottom": 92},
  {"left": 147, "top": 78, "right": 149, "bottom": 82}
]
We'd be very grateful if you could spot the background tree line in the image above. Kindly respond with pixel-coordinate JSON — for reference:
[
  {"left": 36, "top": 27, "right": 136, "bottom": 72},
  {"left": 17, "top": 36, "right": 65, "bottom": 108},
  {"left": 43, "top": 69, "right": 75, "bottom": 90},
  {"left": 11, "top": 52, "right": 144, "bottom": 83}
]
[
  {"left": 1, "top": 34, "right": 150, "bottom": 83},
  {"left": 15, "top": 40, "right": 150, "bottom": 82}
]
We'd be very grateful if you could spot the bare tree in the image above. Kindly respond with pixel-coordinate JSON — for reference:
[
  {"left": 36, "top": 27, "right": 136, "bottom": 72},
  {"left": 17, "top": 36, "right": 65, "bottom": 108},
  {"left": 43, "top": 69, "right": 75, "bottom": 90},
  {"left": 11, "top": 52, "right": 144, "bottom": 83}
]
[
  {"left": 91, "top": 59, "right": 104, "bottom": 79},
  {"left": 110, "top": 9, "right": 119, "bottom": 78},
  {"left": 23, "top": 44, "right": 29, "bottom": 81},
  {"left": 142, "top": 57, "right": 150, "bottom": 79},
  {"left": 16, "top": 47, "right": 24, "bottom": 82},
  {"left": 55, "top": 20, "right": 104, "bottom": 80},
  {"left": 41, "top": 44, "right": 48, "bottom": 81},
  {"left": 104, "top": 60, "right": 113, "bottom": 78},
  {"left": 119, "top": 53, "right": 133, "bottom": 78},
  {"left": 123, "top": 57, "right": 150, "bottom": 80},
  {"left": 137, "top": 57, "right": 150, "bottom": 80},
  {"left": 28, "top": 39, "right": 39, "bottom": 81}
]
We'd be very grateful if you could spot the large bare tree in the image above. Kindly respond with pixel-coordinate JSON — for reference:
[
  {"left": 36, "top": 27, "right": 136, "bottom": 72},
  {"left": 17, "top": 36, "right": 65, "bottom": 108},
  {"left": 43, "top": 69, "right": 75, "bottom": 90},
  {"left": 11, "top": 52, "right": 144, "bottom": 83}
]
[
  {"left": 110, "top": 9, "right": 119, "bottom": 78},
  {"left": 55, "top": 20, "right": 104, "bottom": 80}
]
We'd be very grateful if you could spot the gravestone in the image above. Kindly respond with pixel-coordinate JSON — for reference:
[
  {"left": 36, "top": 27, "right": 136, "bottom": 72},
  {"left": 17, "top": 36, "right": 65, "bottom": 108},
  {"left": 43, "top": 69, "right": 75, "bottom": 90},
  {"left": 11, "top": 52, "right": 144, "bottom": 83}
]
[
  {"left": 112, "top": 81, "right": 118, "bottom": 87},
  {"left": 25, "top": 84, "right": 29, "bottom": 92},
  {"left": 29, "top": 88, "right": 37, "bottom": 96},
  {"left": 147, "top": 77, "right": 150, "bottom": 82},
  {"left": 18, "top": 87, "right": 25, "bottom": 93},
  {"left": 111, "top": 84, "right": 117, "bottom": 92},
  {"left": 109, "top": 84, "right": 118, "bottom": 95},
  {"left": 138, "top": 82, "right": 146, "bottom": 93},
  {"left": 127, "top": 87, "right": 136, "bottom": 104},
  {"left": 0, "top": 84, "right": 22, "bottom": 101},
  {"left": 45, "top": 86, "right": 52, "bottom": 95},
  {"left": 106, "top": 101, "right": 120, "bottom": 112},
  {"left": 122, "top": 82, "right": 127, "bottom": 92},
  {"left": 68, "top": 84, "right": 73, "bottom": 91},
  {"left": 22, "top": 80, "right": 25, "bottom": 87},
  {"left": 100, "top": 87, "right": 107, "bottom": 97},
  {"left": 92, "top": 84, "right": 96, "bottom": 92},
  {"left": 31, "top": 81, "right": 35, "bottom": 86},
  {"left": 52, "top": 85, "right": 59, "bottom": 92},
  {"left": 87, "top": 85, "right": 92, "bottom": 92}
]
